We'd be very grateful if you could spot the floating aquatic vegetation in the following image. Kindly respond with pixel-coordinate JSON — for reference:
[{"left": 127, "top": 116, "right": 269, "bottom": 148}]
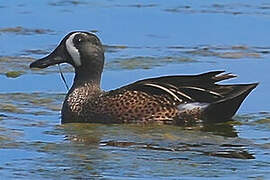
[
  {"left": 22, "top": 49, "right": 51, "bottom": 56},
  {"left": 103, "top": 44, "right": 128, "bottom": 53},
  {"left": 48, "top": 0, "right": 88, "bottom": 6},
  {"left": 115, "top": 4, "right": 158, "bottom": 8},
  {"left": 254, "top": 117, "right": 270, "bottom": 124},
  {"left": 90, "top": 29, "right": 99, "bottom": 33},
  {"left": 0, "top": 56, "right": 33, "bottom": 74},
  {"left": 0, "top": 104, "right": 26, "bottom": 114},
  {"left": 0, "top": 93, "right": 64, "bottom": 116},
  {"left": 164, "top": 3, "right": 270, "bottom": 16},
  {"left": 218, "top": 52, "right": 260, "bottom": 59},
  {"left": 0, "top": 26, "right": 55, "bottom": 35},
  {"left": 106, "top": 56, "right": 196, "bottom": 70},
  {"left": 0, "top": 56, "right": 73, "bottom": 75},
  {"left": 259, "top": 3, "right": 270, "bottom": 10},
  {"left": 5, "top": 71, "right": 25, "bottom": 78},
  {"left": 237, "top": 112, "right": 270, "bottom": 130},
  {"left": 169, "top": 45, "right": 269, "bottom": 60}
]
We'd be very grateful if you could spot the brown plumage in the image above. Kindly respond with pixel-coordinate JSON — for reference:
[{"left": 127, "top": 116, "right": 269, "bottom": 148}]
[{"left": 30, "top": 31, "right": 258, "bottom": 124}]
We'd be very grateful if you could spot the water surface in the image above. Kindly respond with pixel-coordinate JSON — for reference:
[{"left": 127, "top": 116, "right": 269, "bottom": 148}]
[{"left": 0, "top": 0, "right": 270, "bottom": 179}]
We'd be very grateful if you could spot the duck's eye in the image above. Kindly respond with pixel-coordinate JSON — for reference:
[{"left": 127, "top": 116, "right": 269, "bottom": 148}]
[
  {"left": 74, "top": 38, "right": 82, "bottom": 44},
  {"left": 73, "top": 35, "right": 85, "bottom": 45}
]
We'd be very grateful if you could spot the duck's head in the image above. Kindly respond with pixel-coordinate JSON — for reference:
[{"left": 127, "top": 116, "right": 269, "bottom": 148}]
[{"left": 30, "top": 31, "right": 105, "bottom": 80}]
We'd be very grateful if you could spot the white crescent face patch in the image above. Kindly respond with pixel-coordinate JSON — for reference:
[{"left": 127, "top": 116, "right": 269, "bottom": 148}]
[{"left": 66, "top": 32, "right": 82, "bottom": 67}]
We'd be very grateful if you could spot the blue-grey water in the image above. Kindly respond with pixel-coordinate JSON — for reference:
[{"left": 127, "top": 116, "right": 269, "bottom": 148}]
[{"left": 0, "top": 0, "right": 270, "bottom": 179}]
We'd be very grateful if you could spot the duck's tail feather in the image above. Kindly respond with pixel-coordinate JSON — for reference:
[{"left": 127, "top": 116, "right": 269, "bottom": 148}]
[
  {"left": 211, "top": 72, "right": 237, "bottom": 83},
  {"left": 202, "top": 83, "right": 258, "bottom": 122}
]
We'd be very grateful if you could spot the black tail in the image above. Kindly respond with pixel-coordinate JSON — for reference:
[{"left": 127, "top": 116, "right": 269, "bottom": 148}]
[{"left": 202, "top": 83, "right": 258, "bottom": 122}]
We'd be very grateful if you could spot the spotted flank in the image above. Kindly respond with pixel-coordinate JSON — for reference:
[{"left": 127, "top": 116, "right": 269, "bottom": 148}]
[{"left": 29, "top": 31, "right": 258, "bottom": 124}]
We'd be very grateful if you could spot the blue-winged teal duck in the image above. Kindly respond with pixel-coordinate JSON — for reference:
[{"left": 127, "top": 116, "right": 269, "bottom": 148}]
[{"left": 30, "top": 31, "right": 258, "bottom": 124}]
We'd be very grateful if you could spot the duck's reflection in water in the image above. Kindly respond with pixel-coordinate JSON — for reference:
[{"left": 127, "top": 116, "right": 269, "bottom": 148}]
[{"left": 61, "top": 121, "right": 254, "bottom": 161}]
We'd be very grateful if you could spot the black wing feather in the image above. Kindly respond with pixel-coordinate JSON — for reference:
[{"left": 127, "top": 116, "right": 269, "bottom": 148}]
[{"left": 120, "top": 71, "right": 240, "bottom": 103}]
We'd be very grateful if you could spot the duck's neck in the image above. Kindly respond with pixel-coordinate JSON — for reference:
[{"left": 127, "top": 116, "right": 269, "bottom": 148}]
[
  {"left": 69, "top": 70, "right": 103, "bottom": 97},
  {"left": 70, "top": 52, "right": 104, "bottom": 94},
  {"left": 62, "top": 71, "right": 103, "bottom": 123},
  {"left": 74, "top": 64, "right": 102, "bottom": 85}
]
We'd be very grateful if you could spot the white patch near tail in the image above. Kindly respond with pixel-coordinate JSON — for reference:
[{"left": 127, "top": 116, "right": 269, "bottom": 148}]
[
  {"left": 66, "top": 32, "right": 82, "bottom": 67},
  {"left": 178, "top": 102, "right": 209, "bottom": 111}
]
